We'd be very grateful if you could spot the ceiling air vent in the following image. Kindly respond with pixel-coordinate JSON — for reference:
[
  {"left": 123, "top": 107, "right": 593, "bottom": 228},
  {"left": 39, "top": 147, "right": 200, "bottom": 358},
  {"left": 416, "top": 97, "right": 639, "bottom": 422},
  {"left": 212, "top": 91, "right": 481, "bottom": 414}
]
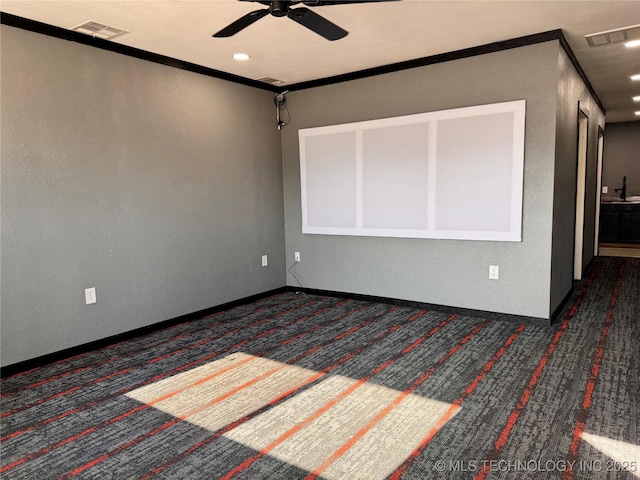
[
  {"left": 585, "top": 24, "right": 640, "bottom": 46},
  {"left": 256, "top": 77, "right": 285, "bottom": 86},
  {"left": 71, "top": 21, "right": 129, "bottom": 40}
]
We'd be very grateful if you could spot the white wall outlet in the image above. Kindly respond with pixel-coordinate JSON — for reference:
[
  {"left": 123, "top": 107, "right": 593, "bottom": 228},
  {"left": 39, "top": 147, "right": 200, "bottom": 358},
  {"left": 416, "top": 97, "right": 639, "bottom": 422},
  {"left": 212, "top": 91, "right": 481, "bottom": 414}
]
[
  {"left": 489, "top": 265, "right": 499, "bottom": 280},
  {"left": 262, "top": 255, "right": 268, "bottom": 267},
  {"left": 294, "top": 251, "right": 301, "bottom": 262},
  {"left": 85, "top": 287, "right": 97, "bottom": 304},
  {"left": 602, "top": 186, "right": 608, "bottom": 194}
]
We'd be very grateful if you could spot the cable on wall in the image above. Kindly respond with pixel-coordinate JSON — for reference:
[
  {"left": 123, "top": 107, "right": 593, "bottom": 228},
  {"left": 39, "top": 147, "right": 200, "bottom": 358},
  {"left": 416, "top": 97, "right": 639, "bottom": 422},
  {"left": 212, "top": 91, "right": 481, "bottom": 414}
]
[
  {"left": 275, "top": 91, "right": 290, "bottom": 130},
  {"left": 287, "top": 259, "right": 303, "bottom": 292}
]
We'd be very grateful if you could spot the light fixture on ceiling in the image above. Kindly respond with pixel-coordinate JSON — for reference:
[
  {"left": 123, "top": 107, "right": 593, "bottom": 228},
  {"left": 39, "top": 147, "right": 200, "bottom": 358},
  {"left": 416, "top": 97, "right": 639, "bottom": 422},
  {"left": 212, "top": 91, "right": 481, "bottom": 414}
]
[
  {"left": 71, "top": 20, "right": 129, "bottom": 40},
  {"left": 585, "top": 24, "right": 640, "bottom": 46},
  {"left": 631, "top": 74, "right": 640, "bottom": 81},
  {"left": 633, "top": 96, "right": 640, "bottom": 102},
  {"left": 625, "top": 39, "right": 640, "bottom": 48},
  {"left": 635, "top": 111, "right": 640, "bottom": 116},
  {"left": 233, "top": 53, "right": 251, "bottom": 61}
]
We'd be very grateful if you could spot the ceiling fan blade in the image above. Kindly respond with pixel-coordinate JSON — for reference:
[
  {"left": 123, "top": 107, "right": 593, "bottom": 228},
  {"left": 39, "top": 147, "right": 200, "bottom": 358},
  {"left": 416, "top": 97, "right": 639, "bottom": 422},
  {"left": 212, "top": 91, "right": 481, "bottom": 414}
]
[
  {"left": 302, "top": 0, "right": 400, "bottom": 6},
  {"left": 287, "top": 7, "right": 347, "bottom": 41},
  {"left": 213, "top": 8, "right": 270, "bottom": 37}
]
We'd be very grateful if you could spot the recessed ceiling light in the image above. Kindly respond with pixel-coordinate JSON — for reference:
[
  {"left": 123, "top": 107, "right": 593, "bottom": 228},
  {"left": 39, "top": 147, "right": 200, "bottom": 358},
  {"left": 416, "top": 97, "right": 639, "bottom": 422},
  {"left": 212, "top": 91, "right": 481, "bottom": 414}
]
[
  {"left": 632, "top": 74, "right": 640, "bottom": 81},
  {"left": 625, "top": 39, "right": 640, "bottom": 48},
  {"left": 233, "top": 53, "right": 251, "bottom": 61},
  {"left": 633, "top": 96, "right": 640, "bottom": 102}
]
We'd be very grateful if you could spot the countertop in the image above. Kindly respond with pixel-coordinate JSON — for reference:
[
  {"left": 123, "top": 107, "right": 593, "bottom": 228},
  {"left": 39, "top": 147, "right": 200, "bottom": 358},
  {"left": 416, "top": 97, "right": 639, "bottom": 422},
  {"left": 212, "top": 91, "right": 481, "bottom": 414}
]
[{"left": 601, "top": 196, "right": 640, "bottom": 205}]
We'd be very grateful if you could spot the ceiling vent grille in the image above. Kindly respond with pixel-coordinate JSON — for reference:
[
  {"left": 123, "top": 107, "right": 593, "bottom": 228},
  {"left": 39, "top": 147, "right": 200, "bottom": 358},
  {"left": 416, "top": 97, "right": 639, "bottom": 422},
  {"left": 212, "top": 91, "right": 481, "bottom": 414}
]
[
  {"left": 71, "top": 21, "right": 129, "bottom": 40},
  {"left": 585, "top": 24, "right": 640, "bottom": 46},
  {"left": 256, "top": 77, "right": 285, "bottom": 86}
]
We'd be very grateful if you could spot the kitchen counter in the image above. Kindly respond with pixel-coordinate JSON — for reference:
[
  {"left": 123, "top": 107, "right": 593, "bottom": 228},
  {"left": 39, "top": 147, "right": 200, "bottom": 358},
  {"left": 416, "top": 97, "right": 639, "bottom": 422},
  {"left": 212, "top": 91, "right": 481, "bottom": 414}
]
[{"left": 601, "top": 195, "right": 640, "bottom": 205}]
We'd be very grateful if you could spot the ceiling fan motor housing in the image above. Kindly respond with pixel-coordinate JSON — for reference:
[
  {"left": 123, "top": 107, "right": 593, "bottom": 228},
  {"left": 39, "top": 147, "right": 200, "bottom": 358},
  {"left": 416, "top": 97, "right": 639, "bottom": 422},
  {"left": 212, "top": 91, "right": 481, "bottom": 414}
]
[{"left": 270, "top": 1, "right": 290, "bottom": 17}]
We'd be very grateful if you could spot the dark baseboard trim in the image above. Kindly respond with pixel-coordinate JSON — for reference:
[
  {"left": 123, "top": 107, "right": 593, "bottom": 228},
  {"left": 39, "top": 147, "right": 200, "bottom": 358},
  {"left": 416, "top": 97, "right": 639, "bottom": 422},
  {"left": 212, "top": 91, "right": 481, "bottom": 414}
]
[
  {"left": 583, "top": 256, "right": 596, "bottom": 278},
  {"left": 0, "top": 287, "right": 286, "bottom": 378},
  {"left": 550, "top": 287, "right": 574, "bottom": 325},
  {"left": 550, "top": 256, "right": 598, "bottom": 325},
  {"left": 286, "top": 286, "right": 550, "bottom": 328},
  {"left": 0, "top": 12, "right": 279, "bottom": 93}
]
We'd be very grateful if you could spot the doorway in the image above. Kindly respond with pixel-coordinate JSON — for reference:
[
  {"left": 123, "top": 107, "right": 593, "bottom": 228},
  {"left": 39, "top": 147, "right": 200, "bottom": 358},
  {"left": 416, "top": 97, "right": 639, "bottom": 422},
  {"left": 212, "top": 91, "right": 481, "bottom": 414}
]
[
  {"left": 593, "top": 127, "right": 604, "bottom": 257},
  {"left": 596, "top": 123, "right": 640, "bottom": 259},
  {"left": 574, "top": 109, "right": 589, "bottom": 281}
]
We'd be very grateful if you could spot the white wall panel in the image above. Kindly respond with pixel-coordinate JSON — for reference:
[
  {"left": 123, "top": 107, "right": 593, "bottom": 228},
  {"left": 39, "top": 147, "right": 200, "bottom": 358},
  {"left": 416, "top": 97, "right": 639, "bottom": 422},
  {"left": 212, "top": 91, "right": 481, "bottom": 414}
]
[{"left": 299, "top": 100, "right": 525, "bottom": 241}]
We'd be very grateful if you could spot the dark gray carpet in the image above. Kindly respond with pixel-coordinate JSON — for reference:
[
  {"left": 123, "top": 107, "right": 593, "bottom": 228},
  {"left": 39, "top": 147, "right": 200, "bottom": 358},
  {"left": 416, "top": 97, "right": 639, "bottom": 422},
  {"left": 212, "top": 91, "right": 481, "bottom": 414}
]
[{"left": 1, "top": 257, "right": 638, "bottom": 479}]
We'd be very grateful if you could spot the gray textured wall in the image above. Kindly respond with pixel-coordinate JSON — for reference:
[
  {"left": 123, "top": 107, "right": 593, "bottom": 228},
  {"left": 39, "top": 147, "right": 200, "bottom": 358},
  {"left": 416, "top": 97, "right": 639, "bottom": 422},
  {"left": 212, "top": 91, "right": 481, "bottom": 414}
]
[
  {"left": 282, "top": 42, "right": 560, "bottom": 319},
  {"left": 550, "top": 48, "right": 606, "bottom": 314},
  {"left": 1, "top": 26, "right": 285, "bottom": 367},
  {"left": 602, "top": 121, "right": 640, "bottom": 197}
]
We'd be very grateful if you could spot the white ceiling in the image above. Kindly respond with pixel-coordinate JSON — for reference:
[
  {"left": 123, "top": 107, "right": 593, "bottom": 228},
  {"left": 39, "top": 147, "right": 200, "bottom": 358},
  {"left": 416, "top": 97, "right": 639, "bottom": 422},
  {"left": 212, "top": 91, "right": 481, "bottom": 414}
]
[{"left": 2, "top": 0, "right": 640, "bottom": 122}]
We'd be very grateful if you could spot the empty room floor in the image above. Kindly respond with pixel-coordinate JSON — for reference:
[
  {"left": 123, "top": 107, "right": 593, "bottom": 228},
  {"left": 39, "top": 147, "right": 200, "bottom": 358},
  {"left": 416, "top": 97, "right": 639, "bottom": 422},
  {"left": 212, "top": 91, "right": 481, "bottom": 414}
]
[{"left": 1, "top": 257, "right": 638, "bottom": 479}]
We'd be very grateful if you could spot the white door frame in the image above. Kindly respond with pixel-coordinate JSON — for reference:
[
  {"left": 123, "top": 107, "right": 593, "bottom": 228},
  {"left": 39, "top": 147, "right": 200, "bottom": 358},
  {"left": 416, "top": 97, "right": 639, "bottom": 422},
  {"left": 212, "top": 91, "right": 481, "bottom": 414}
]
[
  {"left": 593, "top": 127, "right": 605, "bottom": 257},
  {"left": 574, "top": 107, "right": 589, "bottom": 281}
]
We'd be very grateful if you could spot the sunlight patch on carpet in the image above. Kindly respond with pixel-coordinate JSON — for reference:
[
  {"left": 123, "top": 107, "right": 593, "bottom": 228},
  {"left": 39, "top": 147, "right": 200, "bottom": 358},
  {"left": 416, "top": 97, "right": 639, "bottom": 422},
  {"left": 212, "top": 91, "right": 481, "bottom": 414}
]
[
  {"left": 126, "top": 353, "right": 457, "bottom": 479},
  {"left": 125, "top": 353, "right": 318, "bottom": 431},
  {"left": 581, "top": 432, "right": 640, "bottom": 478},
  {"left": 224, "top": 372, "right": 457, "bottom": 480}
]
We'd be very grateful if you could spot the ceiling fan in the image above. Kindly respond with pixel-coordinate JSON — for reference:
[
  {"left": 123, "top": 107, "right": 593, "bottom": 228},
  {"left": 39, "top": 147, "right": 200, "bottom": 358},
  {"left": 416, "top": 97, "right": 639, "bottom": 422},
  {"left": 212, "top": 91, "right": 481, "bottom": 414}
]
[{"left": 213, "top": 0, "right": 398, "bottom": 41}]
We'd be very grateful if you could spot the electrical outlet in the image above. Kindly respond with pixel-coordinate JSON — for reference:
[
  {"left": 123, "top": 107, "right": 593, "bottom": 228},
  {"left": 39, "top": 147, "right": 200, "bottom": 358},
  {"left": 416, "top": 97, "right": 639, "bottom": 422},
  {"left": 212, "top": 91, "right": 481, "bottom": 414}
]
[
  {"left": 85, "top": 287, "right": 97, "bottom": 304},
  {"left": 602, "top": 186, "right": 608, "bottom": 194},
  {"left": 262, "top": 255, "right": 268, "bottom": 267},
  {"left": 294, "top": 251, "right": 301, "bottom": 262},
  {"left": 489, "top": 265, "right": 499, "bottom": 280}
]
